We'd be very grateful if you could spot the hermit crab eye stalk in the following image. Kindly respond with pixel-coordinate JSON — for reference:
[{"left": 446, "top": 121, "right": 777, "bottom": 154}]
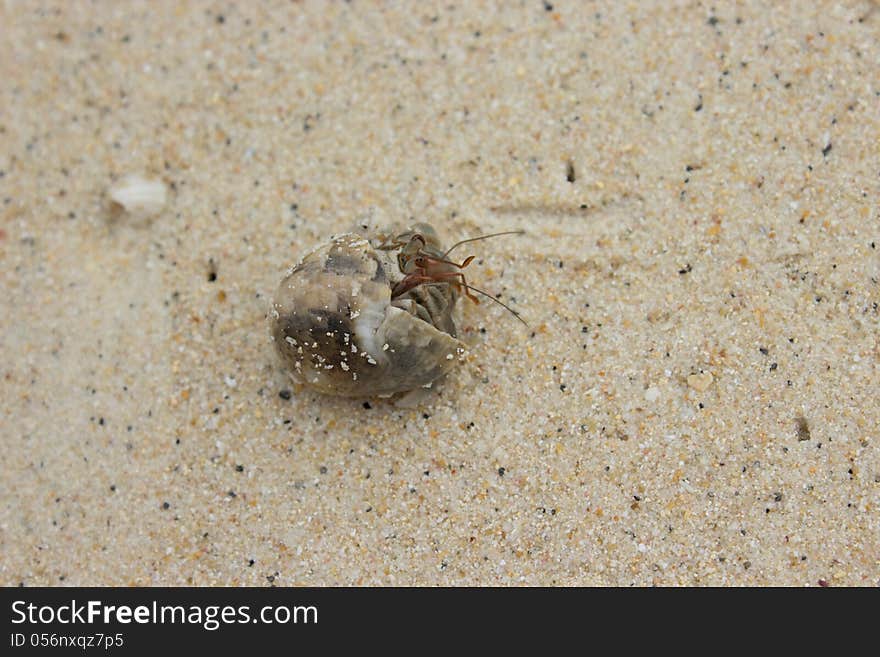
[{"left": 395, "top": 234, "right": 428, "bottom": 273}]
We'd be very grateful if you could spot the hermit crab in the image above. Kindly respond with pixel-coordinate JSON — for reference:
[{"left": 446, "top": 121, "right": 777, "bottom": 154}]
[{"left": 269, "top": 222, "right": 522, "bottom": 397}]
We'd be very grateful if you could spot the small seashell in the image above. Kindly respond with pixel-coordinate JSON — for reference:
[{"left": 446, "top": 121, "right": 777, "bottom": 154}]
[
  {"left": 686, "top": 371, "right": 713, "bottom": 392},
  {"left": 109, "top": 175, "right": 167, "bottom": 220}
]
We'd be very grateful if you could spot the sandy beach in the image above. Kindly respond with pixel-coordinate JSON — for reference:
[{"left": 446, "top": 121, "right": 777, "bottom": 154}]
[{"left": 1, "top": 1, "right": 878, "bottom": 585}]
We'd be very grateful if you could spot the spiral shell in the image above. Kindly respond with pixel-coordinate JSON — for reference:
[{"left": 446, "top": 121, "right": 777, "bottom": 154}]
[{"left": 270, "top": 229, "right": 465, "bottom": 397}]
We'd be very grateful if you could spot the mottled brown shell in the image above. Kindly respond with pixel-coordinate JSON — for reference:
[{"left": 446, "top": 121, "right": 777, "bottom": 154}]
[{"left": 270, "top": 232, "right": 465, "bottom": 397}]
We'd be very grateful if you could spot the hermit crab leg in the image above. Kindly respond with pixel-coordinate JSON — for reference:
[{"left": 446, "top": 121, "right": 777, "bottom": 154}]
[
  {"left": 416, "top": 254, "right": 476, "bottom": 271},
  {"left": 431, "top": 271, "right": 527, "bottom": 325},
  {"left": 392, "top": 271, "right": 527, "bottom": 326}
]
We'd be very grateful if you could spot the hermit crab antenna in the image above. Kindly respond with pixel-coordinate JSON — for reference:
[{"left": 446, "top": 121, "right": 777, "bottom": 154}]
[
  {"left": 443, "top": 230, "right": 525, "bottom": 257},
  {"left": 460, "top": 282, "right": 528, "bottom": 326}
]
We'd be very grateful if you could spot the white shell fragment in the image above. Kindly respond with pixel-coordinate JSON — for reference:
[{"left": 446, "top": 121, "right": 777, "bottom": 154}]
[
  {"left": 270, "top": 227, "right": 466, "bottom": 397},
  {"left": 109, "top": 175, "right": 167, "bottom": 219}
]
